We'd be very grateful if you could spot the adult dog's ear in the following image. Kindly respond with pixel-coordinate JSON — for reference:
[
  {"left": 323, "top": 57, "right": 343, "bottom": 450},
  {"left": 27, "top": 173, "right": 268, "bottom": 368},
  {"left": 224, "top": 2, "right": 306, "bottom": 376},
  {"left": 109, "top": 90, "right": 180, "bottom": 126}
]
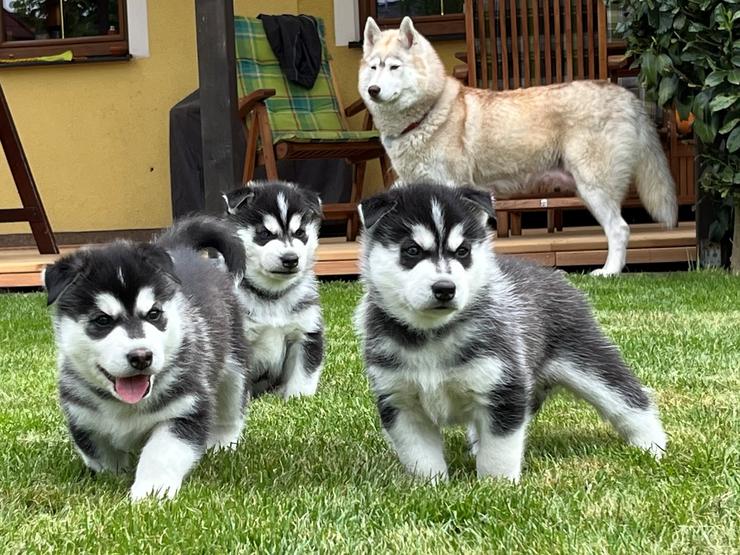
[
  {"left": 137, "top": 243, "right": 181, "bottom": 284},
  {"left": 222, "top": 184, "right": 255, "bottom": 215},
  {"left": 44, "top": 251, "right": 87, "bottom": 306},
  {"left": 300, "top": 189, "right": 323, "bottom": 221},
  {"left": 364, "top": 17, "right": 382, "bottom": 54},
  {"left": 358, "top": 191, "right": 398, "bottom": 230},
  {"left": 399, "top": 17, "right": 417, "bottom": 49},
  {"left": 460, "top": 187, "right": 496, "bottom": 229}
]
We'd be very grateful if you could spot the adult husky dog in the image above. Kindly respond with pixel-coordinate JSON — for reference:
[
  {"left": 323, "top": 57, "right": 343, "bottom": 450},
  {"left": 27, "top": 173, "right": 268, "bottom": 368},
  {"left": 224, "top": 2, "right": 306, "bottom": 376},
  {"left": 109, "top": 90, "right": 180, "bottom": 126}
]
[
  {"left": 359, "top": 17, "right": 678, "bottom": 276},
  {"left": 354, "top": 183, "right": 667, "bottom": 483},
  {"left": 44, "top": 217, "right": 250, "bottom": 500},
  {"left": 222, "top": 181, "right": 325, "bottom": 399}
]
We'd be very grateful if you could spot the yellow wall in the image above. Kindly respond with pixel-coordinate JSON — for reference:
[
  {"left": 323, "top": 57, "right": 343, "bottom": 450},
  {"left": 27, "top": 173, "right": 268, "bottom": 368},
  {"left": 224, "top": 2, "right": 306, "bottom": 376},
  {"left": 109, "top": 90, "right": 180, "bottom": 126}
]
[{"left": 0, "top": 1, "right": 462, "bottom": 235}]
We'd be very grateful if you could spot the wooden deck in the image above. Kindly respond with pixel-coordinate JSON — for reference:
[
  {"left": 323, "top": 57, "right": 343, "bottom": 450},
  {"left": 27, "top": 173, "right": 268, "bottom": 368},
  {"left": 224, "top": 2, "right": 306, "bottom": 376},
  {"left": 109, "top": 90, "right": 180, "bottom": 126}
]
[{"left": 0, "top": 222, "right": 696, "bottom": 288}]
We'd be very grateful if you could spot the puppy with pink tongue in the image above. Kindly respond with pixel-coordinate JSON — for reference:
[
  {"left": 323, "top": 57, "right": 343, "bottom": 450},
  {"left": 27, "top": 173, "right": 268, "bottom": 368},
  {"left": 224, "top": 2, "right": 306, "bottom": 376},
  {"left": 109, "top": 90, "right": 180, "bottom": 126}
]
[{"left": 45, "top": 217, "right": 251, "bottom": 501}]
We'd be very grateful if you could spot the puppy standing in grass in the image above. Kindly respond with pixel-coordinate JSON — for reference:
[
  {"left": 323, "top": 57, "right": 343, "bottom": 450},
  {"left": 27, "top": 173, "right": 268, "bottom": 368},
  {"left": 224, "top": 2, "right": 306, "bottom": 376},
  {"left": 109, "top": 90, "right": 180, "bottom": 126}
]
[
  {"left": 355, "top": 183, "right": 667, "bottom": 483},
  {"left": 44, "top": 217, "right": 250, "bottom": 500},
  {"left": 222, "top": 181, "right": 325, "bottom": 399}
]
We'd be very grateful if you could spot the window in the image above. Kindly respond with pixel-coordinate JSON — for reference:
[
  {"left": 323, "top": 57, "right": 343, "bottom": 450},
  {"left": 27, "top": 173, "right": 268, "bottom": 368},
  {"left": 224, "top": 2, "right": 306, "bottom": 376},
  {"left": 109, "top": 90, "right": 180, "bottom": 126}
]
[
  {"left": 0, "top": 0, "right": 128, "bottom": 60},
  {"left": 359, "top": 0, "right": 465, "bottom": 39}
]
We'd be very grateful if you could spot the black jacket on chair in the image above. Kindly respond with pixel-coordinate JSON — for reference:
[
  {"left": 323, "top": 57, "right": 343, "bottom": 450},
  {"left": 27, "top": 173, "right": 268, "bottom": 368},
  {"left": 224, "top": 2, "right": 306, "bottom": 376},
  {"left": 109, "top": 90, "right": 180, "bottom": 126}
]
[{"left": 258, "top": 14, "right": 322, "bottom": 89}]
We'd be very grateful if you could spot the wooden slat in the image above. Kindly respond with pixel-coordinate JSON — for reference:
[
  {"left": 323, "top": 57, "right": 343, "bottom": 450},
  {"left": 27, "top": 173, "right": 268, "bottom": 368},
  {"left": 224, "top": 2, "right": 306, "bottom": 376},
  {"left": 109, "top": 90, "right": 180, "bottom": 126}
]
[
  {"left": 532, "top": 0, "right": 542, "bottom": 86},
  {"left": 543, "top": 0, "right": 552, "bottom": 84},
  {"left": 509, "top": 0, "right": 521, "bottom": 87},
  {"left": 519, "top": 0, "right": 530, "bottom": 87},
  {"left": 499, "top": 0, "right": 511, "bottom": 89},
  {"left": 597, "top": 0, "right": 608, "bottom": 79},
  {"left": 575, "top": 0, "right": 584, "bottom": 79},
  {"left": 465, "top": 0, "right": 478, "bottom": 86},
  {"left": 554, "top": 0, "right": 562, "bottom": 81},
  {"left": 488, "top": 0, "right": 499, "bottom": 90},
  {"left": 586, "top": 0, "right": 595, "bottom": 78},
  {"left": 476, "top": 0, "right": 489, "bottom": 88},
  {"left": 564, "top": 0, "right": 573, "bottom": 80},
  {"left": 556, "top": 246, "right": 696, "bottom": 267}
]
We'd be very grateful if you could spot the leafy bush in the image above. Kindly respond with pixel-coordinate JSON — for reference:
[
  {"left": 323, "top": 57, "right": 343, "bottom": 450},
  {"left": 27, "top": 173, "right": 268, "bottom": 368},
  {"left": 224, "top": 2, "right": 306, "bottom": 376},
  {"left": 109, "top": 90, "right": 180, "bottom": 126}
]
[{"left": 612, "top": 0, "right": 739, "bottom": 270}]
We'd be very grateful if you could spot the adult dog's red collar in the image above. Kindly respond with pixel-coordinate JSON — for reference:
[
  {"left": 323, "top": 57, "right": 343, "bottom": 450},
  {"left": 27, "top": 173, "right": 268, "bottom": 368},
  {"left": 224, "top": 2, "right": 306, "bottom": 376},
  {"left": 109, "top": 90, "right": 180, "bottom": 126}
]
[{"left": 399, "top": 109, "right": 431, "bottom": 136}]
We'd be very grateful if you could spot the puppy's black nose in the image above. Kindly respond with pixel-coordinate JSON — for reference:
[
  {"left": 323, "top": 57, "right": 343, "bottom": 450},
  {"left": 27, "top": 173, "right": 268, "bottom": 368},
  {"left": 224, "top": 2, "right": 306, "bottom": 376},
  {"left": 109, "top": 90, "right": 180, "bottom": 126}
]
[
  {"left": 127, "top": 348, "right": 153, "bottom": 370},
  {"left": 281, "top": 253, "right": 299, "bottom": 269},
  {"left": 432, "top": 280, "right": 456, "bottom": 302},
  {"left": 367, "top": 85, "right": 381, "bottom": 98}
]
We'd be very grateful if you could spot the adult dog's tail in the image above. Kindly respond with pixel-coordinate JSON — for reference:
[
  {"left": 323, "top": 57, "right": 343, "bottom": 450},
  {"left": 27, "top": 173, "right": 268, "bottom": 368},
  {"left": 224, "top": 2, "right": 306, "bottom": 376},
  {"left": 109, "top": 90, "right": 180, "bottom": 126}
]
[
  {"left": 634, "top": 124, "right": 678, "bottom": 228},
  {"left": 156, "top": 215, "right": 246, "bottom": 277}
]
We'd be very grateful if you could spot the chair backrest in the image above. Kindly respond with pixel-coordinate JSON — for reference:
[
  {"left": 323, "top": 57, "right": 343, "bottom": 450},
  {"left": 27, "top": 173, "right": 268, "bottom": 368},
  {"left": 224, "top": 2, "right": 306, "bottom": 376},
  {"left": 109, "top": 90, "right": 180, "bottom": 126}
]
[
  {"left": 464, "top": 0, "right": 608, "bottom": 90},
  {"left": 234, "top": 16, "right": 348, "bottom": 134}
]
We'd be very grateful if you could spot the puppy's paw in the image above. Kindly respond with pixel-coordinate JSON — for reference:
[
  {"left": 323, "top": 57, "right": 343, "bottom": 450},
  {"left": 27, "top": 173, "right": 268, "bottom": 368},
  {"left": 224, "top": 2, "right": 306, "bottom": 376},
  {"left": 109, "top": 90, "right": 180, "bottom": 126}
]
[{"left": 130, "top": 477, "right": 181, "bottom": 502}]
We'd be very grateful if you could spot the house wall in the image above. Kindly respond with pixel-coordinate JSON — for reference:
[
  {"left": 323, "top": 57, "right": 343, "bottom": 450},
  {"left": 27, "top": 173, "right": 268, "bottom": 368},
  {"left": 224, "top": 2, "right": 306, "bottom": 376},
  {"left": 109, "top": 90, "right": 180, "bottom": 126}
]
[{"left": 0, "top": 1, "right": 462, "bottom": 235}]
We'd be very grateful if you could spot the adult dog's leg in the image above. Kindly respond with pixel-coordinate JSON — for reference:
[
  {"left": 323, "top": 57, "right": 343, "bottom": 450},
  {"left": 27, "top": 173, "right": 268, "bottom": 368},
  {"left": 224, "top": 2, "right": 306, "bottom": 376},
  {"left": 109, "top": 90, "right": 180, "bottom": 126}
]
[{"left": 576, "top": 183, "right": 630, "bottom": 276}]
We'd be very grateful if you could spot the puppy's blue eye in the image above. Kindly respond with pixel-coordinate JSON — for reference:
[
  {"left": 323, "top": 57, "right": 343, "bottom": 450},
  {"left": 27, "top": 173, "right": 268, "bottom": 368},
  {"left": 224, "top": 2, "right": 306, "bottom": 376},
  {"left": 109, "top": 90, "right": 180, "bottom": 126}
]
[
  {"left": 294, "top": 228, "right": 306, "bottom": 239},
  {"left": 404, "top": 245, "right": 421, "bottom": 257},
  {"left": 146, "top": 308, "right": 162, "bottom": 322},
  {"left": 93, "top": 314, "right": 113, "bottom": 327},
  {"left": 455, "top": 246, "right": 470, "bottom": 258}
]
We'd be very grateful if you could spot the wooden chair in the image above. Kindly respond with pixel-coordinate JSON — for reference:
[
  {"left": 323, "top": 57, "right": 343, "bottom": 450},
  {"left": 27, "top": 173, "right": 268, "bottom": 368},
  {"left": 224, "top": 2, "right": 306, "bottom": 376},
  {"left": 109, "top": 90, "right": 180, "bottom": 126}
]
[
  {"left": 0, "top": 83, "right": 57, "bottom": 254},
  {"left": 459, "top": 0, "right": 695, "bottom": 237},
  {"left": 234, "top": 16, "right": 391, "bottom": 240},
  {"left": 459, "top": 0, "right": 608, "bottom": 237}
]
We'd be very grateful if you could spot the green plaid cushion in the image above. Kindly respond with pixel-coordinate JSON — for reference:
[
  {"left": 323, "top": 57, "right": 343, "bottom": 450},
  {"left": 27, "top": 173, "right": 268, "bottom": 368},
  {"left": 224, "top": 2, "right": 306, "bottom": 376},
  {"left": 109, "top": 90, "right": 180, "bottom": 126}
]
[{"left": 234, "top": 16, "right": 379, "bottom": 144}]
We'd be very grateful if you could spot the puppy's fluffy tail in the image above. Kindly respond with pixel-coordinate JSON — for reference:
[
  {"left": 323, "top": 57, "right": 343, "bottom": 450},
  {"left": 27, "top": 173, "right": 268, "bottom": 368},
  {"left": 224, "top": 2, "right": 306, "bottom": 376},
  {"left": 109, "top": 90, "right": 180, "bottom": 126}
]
[
  {"left": 634, "top": 121, "right": 678, "bottom": 228},
  {"left": 156, "top": 216, "right": 246, "bottom": 278}
]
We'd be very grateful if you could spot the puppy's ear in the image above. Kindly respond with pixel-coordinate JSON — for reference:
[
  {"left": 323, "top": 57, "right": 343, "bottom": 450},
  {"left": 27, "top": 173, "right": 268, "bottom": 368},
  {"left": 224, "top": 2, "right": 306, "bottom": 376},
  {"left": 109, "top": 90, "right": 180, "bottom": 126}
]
[
  {"left": 358, "top": 192, "right": 398, "bottom": 230},
  {"left": 364, "top": 17, "right": 382, "bottom": 54},
  {"left": 399, "top": 17, "right": 416, "bottom": 49},
  {"left": 300, "top": 189, "right": 323, "bottom": 221},
  {"left": 460, "top": 187, "right": 496, "bottom": 229},
  {"left": 44, "top": 251, "right": 87, "bottom": 306},
  {"left": 223, "top": 185, "right": 255, "bottom": 215},
  {"left": 137, "top": 243, "right": 181, "bottom": 284}
]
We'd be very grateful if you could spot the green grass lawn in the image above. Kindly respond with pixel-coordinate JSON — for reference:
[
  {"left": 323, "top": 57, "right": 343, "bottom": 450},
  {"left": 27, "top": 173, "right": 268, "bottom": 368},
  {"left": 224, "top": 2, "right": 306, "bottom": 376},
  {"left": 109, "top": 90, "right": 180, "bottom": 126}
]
[{"left": 0, "top": 272, "right": 738, "bottom": 553}]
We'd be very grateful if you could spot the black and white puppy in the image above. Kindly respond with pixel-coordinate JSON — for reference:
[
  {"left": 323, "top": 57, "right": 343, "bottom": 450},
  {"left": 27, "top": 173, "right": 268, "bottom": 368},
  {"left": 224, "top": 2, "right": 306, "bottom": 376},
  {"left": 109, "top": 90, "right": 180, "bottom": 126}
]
[
  {"left": 355, "top": 183, "right": 667, "bottom": 483},
  {"left": 223, "top": 181, "right": 324, "bottom": 399},
  {"left": 44, "top": 217, "right": 250, "bottom": 500}
]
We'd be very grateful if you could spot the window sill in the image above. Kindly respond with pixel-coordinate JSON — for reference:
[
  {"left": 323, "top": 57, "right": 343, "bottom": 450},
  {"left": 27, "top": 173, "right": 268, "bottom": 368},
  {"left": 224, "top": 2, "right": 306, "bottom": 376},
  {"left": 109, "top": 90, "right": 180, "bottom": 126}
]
[{"left": 0, "top": 54, "right": 131, "bottom": 69}]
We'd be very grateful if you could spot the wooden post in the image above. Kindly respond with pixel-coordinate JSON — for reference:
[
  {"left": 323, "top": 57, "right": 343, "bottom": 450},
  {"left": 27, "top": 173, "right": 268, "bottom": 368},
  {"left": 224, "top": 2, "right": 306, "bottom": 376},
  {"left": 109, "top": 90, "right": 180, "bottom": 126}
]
[{"left": 195, "top": 0, "right": 242, "bottom": 212}]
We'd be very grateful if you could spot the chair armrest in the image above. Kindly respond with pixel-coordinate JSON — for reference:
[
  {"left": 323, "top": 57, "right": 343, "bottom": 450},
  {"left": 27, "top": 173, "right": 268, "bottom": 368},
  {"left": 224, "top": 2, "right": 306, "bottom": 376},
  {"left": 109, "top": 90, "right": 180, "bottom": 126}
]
[
  {"left": 454, "top": 51, "right": 467, "bottom": 63},
  {"left": 344, "top": 98, "right": 367, "bottom": 117},
  {"left": 453, "top": 63, "right": 469, "bottom": 85},
  {"left": 238, "top": 89, "right": 276, "bottom": 119}
]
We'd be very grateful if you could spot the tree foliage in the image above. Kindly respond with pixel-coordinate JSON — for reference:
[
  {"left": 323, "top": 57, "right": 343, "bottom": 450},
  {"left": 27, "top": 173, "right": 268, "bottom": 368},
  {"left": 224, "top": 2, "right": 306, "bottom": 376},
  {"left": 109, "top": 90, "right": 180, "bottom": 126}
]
[{"left": 613, "top": 0, "right": 739, "bottom": 201}]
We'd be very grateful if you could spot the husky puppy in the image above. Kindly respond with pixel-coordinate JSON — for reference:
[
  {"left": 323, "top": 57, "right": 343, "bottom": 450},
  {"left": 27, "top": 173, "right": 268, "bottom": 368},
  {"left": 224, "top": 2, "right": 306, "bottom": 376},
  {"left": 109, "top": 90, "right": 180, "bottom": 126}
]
[
  {"left": 358, "top": 17, "right": 678, "bottom": 276},
  {"left": 222, "top": 181, "right": 324, "bottom": 399},
  {"left": 44, "top": 217, "right": 250, "bottom": 500},
  {"left": 355, "top": 183, "right": 667, "bottom": 483}
]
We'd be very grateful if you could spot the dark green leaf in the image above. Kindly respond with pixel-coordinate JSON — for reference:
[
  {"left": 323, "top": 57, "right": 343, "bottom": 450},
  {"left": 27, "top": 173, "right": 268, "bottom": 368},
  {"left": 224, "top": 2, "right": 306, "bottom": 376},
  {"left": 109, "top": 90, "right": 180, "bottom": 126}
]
[
  {"left": 719, "top": 117, "right": 740, "bottom": 134},
  {"left": 728, "top": 69, "right": 740, "bottom": 85},
  {"left": 641, "top": 51, "right": 658, "bottom": 87},
  {"left": 708, "top": 220, "right": 725, "bottom": 241},
  {"left": 693, "top": 118, "right": 716, "bottom": 143},
  {"left": 727, "top": 127, "right": 740, "bottom": 153},
  {"left": 710, "top": 95, "right": 738, "bottom": 112},
  {"left": 705, "top": 70, "right": 727, "bottom": 87},
  {"left": 658, "top": 76, "right": 679, "bottom": 106}
]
